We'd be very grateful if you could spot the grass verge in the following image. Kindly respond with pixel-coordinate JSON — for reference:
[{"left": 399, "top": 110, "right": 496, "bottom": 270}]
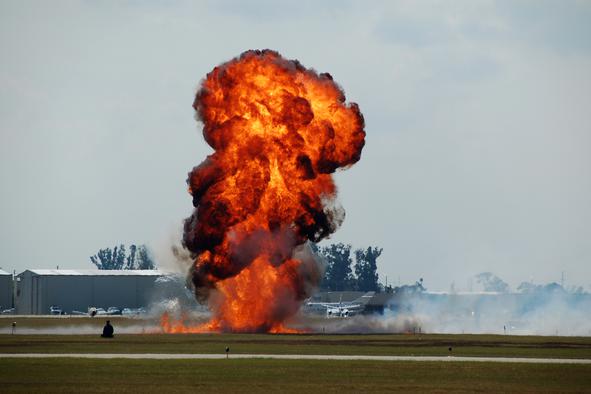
[
  {"left": 1, "top": 333, "right": 591, "bottom": 359},
  {"left": 1, "top": 358, "right": 590, "bottom": 393}
]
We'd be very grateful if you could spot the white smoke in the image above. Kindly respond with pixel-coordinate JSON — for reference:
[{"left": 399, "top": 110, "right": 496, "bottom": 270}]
[{"left": 319, "top": 290, "right": 591, "bottom": 336}]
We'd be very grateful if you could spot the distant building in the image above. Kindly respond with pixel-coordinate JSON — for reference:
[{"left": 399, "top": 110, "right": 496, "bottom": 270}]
[
  {"left": 15, "top": 269, "right": 166, "bottom": 315},
  {"left": 307, "top": 291, "right": 368, "bottom": 304},
  {"left": 0, "top": 270, "right": 13, "bottom": 310}
]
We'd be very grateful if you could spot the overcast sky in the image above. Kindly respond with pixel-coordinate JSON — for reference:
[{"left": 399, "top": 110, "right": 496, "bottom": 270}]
[{"left": 1, "top": 1, "right": 590, "bottom": 291}]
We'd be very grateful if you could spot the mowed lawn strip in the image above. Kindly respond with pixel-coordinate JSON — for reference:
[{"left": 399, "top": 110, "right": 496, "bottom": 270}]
[
  {"left": 1, "top": 333, "right": 591, "bottom": 359},
  {"left": 1, "top": 358, "right": 590, "bottom": 393},
  {"left": 0, "top": 316, "right": 153, "bottom": 330}
]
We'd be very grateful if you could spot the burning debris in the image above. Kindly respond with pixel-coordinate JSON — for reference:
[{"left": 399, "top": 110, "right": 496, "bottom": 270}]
[{"left": 167, "top": 50, "right": 365, "bottom": 333}]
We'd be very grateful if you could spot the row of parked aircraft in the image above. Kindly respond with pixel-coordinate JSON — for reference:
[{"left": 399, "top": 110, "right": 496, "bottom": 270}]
[
  {"left": 44, "top": 292, "right": 374, "bottom": 318},
  {"left": 49, "top": 305, "right": 146, "bottom": 316}
]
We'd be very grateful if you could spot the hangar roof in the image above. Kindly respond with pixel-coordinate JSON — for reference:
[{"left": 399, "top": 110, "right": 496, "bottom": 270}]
[
  {"left": 23, "top": 269, "right": 166, "bottom": 276},
  {"left": 0, "top": 269, "right": 11, "bottom": 276},
  {"left": 425, "top": 291, "right": 502, "bottom": 295}
]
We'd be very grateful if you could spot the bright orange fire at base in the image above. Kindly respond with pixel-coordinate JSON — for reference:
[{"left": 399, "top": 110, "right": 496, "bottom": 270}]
[
  {"left": 165, "top": 50, "right": 365, "bottom": 333},
  {"left": 160, "top": 313, "right": 302, "bottom": 334},
  {"left": 161, "top": 258, "right": 306, "bottom": 333}
]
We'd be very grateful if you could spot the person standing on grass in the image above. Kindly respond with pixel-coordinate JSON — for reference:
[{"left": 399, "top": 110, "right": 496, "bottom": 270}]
[{"left": 101, "top": 320, "right": 114, "bottom": 338}]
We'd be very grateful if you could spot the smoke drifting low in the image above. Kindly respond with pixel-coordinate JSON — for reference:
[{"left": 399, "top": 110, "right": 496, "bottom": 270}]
[{"left": 308, "top": 291, "right": 591, "bottom": 336}]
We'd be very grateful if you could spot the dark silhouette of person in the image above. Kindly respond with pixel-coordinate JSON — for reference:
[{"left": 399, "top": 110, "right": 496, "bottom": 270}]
[{"left": 101, "top": 320, "right": 114, "bottom": 338}]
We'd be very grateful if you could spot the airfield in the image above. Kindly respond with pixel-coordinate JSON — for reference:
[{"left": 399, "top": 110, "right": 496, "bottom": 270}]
[{"left": 1, "top": 316, "right": 590, "bottom": 393}]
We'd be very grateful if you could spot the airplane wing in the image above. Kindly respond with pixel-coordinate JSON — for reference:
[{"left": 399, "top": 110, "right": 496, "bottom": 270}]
[
  {"left": 306, "top": 292, "right": 375, "bottom": 308},
  {"left": 306, "top": 302, "right": 342, "bottom": 307}
]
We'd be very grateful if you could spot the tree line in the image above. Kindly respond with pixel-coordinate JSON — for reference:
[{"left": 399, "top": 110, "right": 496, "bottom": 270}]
[
  {"left": 476, "top": 271, "right": 587, "bottom": 294},
  {"left": 90, "top": 244, "right": 155, "bottom": 270},
  {"left": 312, "top": 243, "right": 384, "bottom": 292},
  {"left": 89, "top": 241, "right": 386, "bottom": 293}
]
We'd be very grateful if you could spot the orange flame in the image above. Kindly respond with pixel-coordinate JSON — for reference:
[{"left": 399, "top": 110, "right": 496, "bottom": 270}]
[{"left": 168, "top": 50, "right": 365, "bottom": 333}]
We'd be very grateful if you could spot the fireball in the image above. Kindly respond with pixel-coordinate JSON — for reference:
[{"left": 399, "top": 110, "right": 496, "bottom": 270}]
[{"left": 168, "top": 50, "right": 365, "bottom": 333}]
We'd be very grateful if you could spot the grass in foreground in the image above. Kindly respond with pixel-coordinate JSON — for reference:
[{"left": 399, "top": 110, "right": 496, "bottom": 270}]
[
  {"left": 0, "top": 316, "right": 157, "bottom": 331},
  {"left": 1, "top": 358, "right": 590, "bottom": 393},
  {"left": 1, "top": 333, "right": 591, "bottom": 359}
]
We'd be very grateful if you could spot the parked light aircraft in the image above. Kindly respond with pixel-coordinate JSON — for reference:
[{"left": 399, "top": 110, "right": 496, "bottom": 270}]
[{"left": 305, "top": 292, "right": 374, "bottom": 317}]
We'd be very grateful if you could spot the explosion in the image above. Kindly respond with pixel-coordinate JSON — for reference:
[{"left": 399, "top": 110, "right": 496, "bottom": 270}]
[{"left": 167, "top": 50, "right": 365, "bottom": 333}]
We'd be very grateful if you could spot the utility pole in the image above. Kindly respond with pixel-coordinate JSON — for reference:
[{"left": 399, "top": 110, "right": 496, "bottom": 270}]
[{"left": 561, "top": 271, "right": 565, "bottom": 288}]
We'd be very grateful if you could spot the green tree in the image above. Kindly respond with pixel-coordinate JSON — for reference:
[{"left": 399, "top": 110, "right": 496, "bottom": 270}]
[
  {"left": 354, "top": 246, "right": 382, "bottom": 292},
  {"left": 90, "top": 248, "right": 114, "bottom": 269},
  {"left": 476, "top": 272, "right": 510, "bottom": 293},
  {"left": 113, "top": 244, "right": 126, "bottom": 270},
  {"left": 320, "top": 243, "right": 355, "bottom": 291},
  {"left": 125, "top": 244, "right": 137, "bottom": 269},
  {"left": 90, "top": 244, "right": 155, "bottom": 270},
  {"left": 136, "top": 245, "right": 155, "bottom": 270}
]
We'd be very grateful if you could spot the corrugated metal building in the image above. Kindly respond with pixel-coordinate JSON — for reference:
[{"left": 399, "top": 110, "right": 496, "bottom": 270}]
[
  {"left": 0, "top": 270, "right": 13, "bottom": 310},
  {"left": 15, "top": 269, "right": 165, "bottom": 314}
]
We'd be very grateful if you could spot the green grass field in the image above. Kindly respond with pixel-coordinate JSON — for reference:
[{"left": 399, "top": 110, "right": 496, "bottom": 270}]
[
  {"left": 2, "top": 332, "right": 591, "bottom": 359},
  {"left": 1, "top": 317, "right": 591, "bottom": 393},
  {"left": 1, "top": 358, "right": 590, "bottom": 393}
]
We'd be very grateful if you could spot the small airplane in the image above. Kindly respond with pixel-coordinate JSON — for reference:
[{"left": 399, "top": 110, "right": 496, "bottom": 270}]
[
  {"left": 305, "top": 292, "right": 374, "bottom": 318},
  {"left": 88, "top": 307, "right": 108, "bottom": 317}
]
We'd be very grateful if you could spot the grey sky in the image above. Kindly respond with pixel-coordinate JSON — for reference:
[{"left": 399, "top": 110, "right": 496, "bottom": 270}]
[{"left": 1, "top": 1, "right": 589, "bottom": 291}]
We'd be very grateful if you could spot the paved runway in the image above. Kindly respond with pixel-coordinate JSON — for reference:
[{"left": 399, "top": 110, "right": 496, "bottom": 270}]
[{"left": 1, "top": 353, "right": 590, "bottom": 364}]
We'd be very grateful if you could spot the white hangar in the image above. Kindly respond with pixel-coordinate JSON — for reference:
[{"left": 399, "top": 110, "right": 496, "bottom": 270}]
[{"left": 15, "top": 269, "right": 166, "bottom": 315}]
